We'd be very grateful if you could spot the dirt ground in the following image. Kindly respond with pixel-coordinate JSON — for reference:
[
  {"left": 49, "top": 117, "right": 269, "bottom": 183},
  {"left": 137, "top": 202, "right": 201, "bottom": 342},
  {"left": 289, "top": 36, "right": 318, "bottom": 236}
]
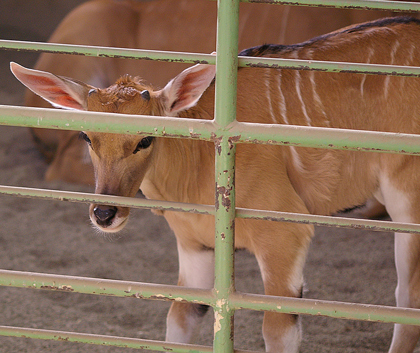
[{"left": 0, "top": 1, "right": 415, "bottom": 352}]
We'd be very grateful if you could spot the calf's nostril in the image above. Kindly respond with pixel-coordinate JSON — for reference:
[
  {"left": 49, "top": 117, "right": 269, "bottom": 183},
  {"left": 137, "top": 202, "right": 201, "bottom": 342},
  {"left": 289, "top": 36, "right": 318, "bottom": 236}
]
[{"left": 93, "top": 205, "right": 117, "bottom": 225}]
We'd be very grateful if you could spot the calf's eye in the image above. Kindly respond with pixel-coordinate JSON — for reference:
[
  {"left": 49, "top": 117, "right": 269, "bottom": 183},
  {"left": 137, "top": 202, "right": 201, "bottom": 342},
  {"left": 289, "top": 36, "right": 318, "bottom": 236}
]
[
  {"left": 79, "top": 132, "right": 91, "bottom": 146},
  {"left": 134, "top": 136, "right": 154, "bottom": 154}
]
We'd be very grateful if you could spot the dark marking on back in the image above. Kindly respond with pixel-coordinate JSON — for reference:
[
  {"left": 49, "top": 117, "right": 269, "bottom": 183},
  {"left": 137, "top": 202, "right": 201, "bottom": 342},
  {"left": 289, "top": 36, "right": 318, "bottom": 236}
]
[{"left": 239, "top": 16, "right": 420, "bottom": 58}]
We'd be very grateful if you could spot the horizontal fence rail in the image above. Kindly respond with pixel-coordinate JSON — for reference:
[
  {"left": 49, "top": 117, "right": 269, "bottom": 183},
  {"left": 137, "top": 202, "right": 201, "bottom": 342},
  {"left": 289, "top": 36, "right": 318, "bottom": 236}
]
[
  {"left": 245, "top": 0, "right": 420, "bottom": 11},
  {"left": 2, "top": 269, "right": 420, "bottom": 326},
  {"left": 2, "top": 184, "right": 420, "bottom": 235},
  {"left": 5, "top": 40, "right": 420, "bottom": 77},
  {"left": 2, "top": 105, "right": 420, "bottom": 155},
  {"left": 0, "top": 326, "right": 219, "bottom": 353},
  {"left": 1, "top": 40, "right": 215, "bottom": 65}
]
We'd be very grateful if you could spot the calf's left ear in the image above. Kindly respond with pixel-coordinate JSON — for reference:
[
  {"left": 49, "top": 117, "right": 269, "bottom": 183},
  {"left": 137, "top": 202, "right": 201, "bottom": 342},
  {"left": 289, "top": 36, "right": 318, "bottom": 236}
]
[
  {"left": 160, "top": 63, "right": 216, "bottom": 115},
  {"left": 10, "top": 62, "right": 93, "bottom": 110}
]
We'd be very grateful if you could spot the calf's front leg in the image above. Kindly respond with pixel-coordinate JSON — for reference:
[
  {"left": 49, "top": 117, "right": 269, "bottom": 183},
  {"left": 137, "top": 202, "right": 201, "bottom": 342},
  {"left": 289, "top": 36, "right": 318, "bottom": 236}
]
[{"left": 166, "top": 244, "right": 214, "bottom": 343}]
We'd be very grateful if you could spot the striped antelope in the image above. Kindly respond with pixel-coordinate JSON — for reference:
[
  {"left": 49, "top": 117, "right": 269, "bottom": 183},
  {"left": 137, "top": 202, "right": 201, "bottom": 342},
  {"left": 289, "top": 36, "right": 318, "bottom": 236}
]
[
  {"left": 27, "top": 0, "right": 399, "bottom": 187},
  {"left": 11, "top": 17, "right": 420, "bottom": 352}
]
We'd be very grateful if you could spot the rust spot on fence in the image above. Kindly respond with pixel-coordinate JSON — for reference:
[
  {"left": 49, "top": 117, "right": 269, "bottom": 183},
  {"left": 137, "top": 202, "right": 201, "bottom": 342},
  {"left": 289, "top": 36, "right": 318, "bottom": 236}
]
[
  {"left": 131, "top": 292, "right": 145, "bottom": 299},
  {"left": 40, "top": 285, "right": 74, "bottom": 292},
  {"left": 189, "top": 131, "right": 201, "bottom": 139},
  {"left": 216, "top": 185, "right": 232, "bottom": 212},
  {"left": 104, "top": 55, "right": 212, "bottom": 65},
  {"left": 213, "top": 136, "right": 223, "bottom": 155},
  {"left": 229, "top": 135, "right": 240, "bottom": 147}
]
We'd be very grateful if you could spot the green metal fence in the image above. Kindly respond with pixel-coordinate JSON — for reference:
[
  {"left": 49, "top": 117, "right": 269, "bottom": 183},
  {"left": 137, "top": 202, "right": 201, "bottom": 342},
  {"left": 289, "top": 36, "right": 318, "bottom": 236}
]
[{"left": 2, "top": 0, "right": 420, "bottom": 352}]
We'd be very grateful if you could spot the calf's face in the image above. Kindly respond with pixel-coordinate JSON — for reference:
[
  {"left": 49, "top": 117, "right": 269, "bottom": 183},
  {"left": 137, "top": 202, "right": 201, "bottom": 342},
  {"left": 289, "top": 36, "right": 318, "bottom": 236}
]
[
  {"left": 82, "top": 83, "right": 157, "bottom": 232},
  {"left": 81, "top": 131, "right": 156, "bottom": 232},
  {"left": 10, "top": 61, "right": 216, "bottom": 232}
]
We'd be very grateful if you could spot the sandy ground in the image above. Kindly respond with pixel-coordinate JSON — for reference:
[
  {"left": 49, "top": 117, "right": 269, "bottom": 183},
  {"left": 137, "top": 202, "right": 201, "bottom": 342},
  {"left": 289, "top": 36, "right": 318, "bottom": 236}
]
[{"left": 0, "top": 1, "right": 413, "bottom": 352}]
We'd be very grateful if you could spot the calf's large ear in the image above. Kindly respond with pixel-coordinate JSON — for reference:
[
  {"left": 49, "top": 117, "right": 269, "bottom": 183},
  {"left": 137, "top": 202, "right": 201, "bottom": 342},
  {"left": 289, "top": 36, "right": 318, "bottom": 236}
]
[
  {"left": 160, "top": 63, "right": 216, "bottom": 115},
  {"left": 10, "top": 62, "right": 93, "bottom": 110}
]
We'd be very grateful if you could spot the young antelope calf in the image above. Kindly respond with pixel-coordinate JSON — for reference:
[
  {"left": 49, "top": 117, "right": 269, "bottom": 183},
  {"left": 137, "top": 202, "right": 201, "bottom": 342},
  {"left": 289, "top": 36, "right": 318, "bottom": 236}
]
[{"left": 11, "top": 16, "right": 420, "bottom": 353}]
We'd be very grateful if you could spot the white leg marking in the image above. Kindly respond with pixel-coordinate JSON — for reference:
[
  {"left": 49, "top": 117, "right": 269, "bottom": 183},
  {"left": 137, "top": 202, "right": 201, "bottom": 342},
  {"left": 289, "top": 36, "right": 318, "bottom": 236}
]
[
  {"left": 380, "top": 175, "right": 413, "bottom": 312},
  {"left": 379, "top": 174, "right": 419, "bottom": 351},
  {"left": 178, "top": 245, "right": 214, "bottom": 289},
  {"left": 380, "top": 174, "right": 412, "bottom": 223},
  {"left": 264, "top": 323, "right": 301, "bottom": 353},
  {"left": 166, "top": 246, "right": 214, "bottom": 343},
  {"left": 390, "top": 229, "right": 420, "bottom": 352},
  {"left": 166, "top": 310, "right": 199, "bottom": 344}
]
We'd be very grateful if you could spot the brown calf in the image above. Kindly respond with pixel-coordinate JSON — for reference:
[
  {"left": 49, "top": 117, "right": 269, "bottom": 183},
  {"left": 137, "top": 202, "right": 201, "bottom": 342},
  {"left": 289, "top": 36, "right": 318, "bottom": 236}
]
[{"left": 12, "top": 17, "right": 420, "bottom": 352}]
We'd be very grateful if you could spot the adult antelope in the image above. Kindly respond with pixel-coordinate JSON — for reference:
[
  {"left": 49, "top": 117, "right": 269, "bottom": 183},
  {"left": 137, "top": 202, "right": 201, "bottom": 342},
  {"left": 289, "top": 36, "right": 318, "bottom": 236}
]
[{"left": 11, "top": 17, "right": 420, "bottom": 352}]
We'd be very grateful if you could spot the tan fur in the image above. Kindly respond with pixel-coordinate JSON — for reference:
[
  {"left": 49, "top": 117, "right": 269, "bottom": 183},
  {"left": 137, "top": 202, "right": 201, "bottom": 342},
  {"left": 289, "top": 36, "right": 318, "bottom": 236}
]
[
  {"left": 83, "top": 19, "right": 420, "bottom": 352},
  {"left": 24, "top": 0, "right": 401, "bottom": 187},
  {"left": 12, "top": 18, "right": 420, "bottom": 352}
]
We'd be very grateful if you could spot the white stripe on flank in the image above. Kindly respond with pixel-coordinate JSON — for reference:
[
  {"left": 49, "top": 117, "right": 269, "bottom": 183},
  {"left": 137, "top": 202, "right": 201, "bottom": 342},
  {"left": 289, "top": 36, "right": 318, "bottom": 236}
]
[
  {"left": 400, "top": 44, "right": 416, "bottom": 90},
  {"left": 265, "top": 74, "right": 278, "bottom": 124},
  {"left": 306, "top": 49, "right": 328, "bottom": 125},
  {"left": 384, "top": 40, "right": 400, "bottom": 99},
  {"left": 407, "top": 44, "right": 416, "bottom": 66},
  {"left": 360, "top": 48, "right": 374, "bottom": 97},
  {"left": 309, "top": 71, "right": 327, "bottom": 119},
  {"left": 277, "top": 71, "right": 289, "bottom": 124},
  {"left": 295, "top": 71, "right": 311, "bottom": 125},
  {"left": 292, "top": 52, "right": 311, "bottom": 126}
]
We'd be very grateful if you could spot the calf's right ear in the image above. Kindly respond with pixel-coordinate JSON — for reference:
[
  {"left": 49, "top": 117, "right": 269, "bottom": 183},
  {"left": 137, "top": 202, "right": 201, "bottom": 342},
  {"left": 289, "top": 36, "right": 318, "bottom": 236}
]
[{"left": 10, "top": 62, "right": 93, "bottom": 110}]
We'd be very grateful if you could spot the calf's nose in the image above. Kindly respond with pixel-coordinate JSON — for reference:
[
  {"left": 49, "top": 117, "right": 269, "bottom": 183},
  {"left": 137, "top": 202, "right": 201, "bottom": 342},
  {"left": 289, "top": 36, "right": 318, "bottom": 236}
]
[{"left": 93, "top": 205, "right": 117, "bottom": 226}]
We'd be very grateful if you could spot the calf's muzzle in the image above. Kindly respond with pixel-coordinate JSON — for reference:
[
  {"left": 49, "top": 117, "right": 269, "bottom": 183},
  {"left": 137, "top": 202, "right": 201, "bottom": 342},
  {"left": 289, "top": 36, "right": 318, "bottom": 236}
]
[{"left": 93, "top": 205, "right": 117, "bottom": 227}]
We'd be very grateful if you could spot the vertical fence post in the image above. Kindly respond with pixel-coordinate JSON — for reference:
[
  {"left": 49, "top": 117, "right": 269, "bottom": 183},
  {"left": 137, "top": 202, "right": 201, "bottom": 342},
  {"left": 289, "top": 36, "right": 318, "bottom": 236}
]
[{"left": 213, "top": 0, "right": 239, "bottom": 352}]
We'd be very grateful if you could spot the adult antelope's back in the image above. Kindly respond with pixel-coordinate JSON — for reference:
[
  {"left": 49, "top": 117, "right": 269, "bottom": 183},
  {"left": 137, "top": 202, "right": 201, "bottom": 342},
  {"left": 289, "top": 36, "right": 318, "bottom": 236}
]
[{"left": 11, "top": 17, "right": 420, "bottom": 353}]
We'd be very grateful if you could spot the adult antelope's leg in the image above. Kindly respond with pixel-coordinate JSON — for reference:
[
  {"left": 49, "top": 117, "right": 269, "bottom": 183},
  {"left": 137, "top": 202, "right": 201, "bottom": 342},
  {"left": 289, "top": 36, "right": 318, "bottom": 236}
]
[
  {"left": 248, "top": 219, "right": 313, "bottom": 353},
  {"left": 166, "top": 243, "right": 214, "bottom": 343},
  {"left": 379, "top": 171, "right": 420, "bottom": 353},
  {"left": 389, "top": 232, "right": 420, "bottom": 353}
]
